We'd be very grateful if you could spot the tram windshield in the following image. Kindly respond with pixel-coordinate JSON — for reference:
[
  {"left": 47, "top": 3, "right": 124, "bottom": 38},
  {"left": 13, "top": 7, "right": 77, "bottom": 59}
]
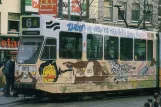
[{"left": 17, "top": 37, "right": 44, "bottom": 64}]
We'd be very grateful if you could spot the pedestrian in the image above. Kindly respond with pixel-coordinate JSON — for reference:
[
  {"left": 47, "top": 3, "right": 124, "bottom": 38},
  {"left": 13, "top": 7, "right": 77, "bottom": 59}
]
[
  {"left": 0, "top": 66, "right": 6, "bottom": 95},
  {"left": 144, "top": 102, "right": 150, "bottom": 107},
  {"left": 154, "top": 93, "right": 159, "bottom": 107},
  {"left": 148, "top": 97, "right": 153, "bottom": 107},
  {"left": 2, "top": 56, "right": 18, "bottom": 97}
]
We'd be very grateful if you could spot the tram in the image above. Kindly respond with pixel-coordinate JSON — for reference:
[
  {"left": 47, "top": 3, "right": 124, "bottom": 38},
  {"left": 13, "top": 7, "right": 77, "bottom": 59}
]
[{"left": 14, "top": 15, "right": 158, "bottom": 96}]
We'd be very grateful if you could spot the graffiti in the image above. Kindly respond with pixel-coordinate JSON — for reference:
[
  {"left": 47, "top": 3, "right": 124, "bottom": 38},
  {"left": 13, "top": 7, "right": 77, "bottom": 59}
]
[
  {"left": 15, "top": 71, "right": 37, "bottom": 83},
  {"left": 64, "top": 71, "right": 75, "bottom": 83},
  {"left": 138, "top": 80, "right": 156, "bottom": 88},
  {"left": 67, "top": 23, "right": 85, "bottom": 32},
  {"left": 42, "top": 65, "right": 56, "bottom": 82},
  {"left": 130, "top": 76, "right": 156, "bottom": 88},
  {"left": 137, "top": 59, "right": 156, "bottom": 76},
  {"left": 39, "top": 61, "right": 59, "bottom": 83},
  {"left": 61, "top": 61, "right": 109, "bottom": 84},
  {"left": 139, "top": 65, "right": 149, "bottom": 75},
  {"left": 117, "top": 82, "right": 129, "bottom": 90},
  {"left": 60, "top": 85, "right": 75, "bottom": 93},
  {"left": 108, "top": 60, "right": 135, "bottom": 82},
  {"left": 76, "top": 82, "right": 94, "bottom": 91},
  {"left": 130, "top": 80, "right": 138, "bottom": 88},
  {"left": 100, "top": 82, "right": 114, "bottom": 89}
]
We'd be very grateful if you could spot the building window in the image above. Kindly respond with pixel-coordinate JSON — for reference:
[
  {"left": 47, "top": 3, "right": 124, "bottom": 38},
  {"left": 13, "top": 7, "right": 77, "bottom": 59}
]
[
  {"left": 159, "top": 5, "right": 161, "bottom": 16},
  {"left": 8, "top": 21, "right": 19, "bottom": 34},
  {"left": 145, "top": 4, "right": 153, "bottom": 22},
  {"left": 104, "top": 0, "right": 113, "bottom": 20},
  {"left": 159, "top": 0, "right": 161, "bottom": 4},
  {"left": 8, "top": 13, "right": 20, "bottom": 34},
  {"left": 159, "top": 5, "right": 161, "bottom": 21},
  {"left": 117, "top": 2, "right": 126, "bottom": 20},
  {"left": 132, "top": 3, "right": 140, "bottom": 21}
]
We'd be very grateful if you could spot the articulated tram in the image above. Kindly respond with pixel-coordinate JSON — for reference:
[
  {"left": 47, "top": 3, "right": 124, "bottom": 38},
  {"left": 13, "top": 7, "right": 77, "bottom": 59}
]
[{"left": 14, "top": 15, "right": 159, "bottom": 96}]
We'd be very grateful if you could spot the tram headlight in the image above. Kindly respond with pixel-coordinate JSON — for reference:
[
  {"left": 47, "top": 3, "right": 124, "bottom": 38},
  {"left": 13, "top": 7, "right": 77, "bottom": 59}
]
[
  {"left": 23, "top": 72, "right": 28, "bottom": 78},
  {"left": 30, "top": 66, "right": 36, "bottom": 76}
]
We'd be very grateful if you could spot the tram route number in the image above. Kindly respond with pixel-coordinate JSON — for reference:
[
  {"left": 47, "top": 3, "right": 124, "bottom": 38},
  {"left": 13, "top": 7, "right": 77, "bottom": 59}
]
[{"left": 22, "top": 66, "right": 29, "bottom": 71}]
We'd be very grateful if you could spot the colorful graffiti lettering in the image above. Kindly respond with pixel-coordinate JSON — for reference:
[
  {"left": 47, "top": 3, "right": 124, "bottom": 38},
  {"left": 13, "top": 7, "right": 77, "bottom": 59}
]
[{"left": 67, "top": 23, "right": 85, "bottom": 32}]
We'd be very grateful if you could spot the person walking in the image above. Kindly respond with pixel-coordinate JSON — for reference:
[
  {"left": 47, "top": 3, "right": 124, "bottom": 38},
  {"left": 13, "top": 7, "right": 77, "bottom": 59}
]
[{"left": 2, "top": 56, "right": 17, "bottom": 97}]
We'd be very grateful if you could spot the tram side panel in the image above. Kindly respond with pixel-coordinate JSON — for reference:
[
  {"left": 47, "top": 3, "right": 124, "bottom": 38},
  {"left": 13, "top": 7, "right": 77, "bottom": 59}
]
[{"left": 34, "top": 32, "right": 157, "bottom": 94}]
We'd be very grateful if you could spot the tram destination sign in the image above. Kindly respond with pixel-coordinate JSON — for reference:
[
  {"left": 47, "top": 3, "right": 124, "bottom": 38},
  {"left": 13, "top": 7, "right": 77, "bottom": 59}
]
[
  {"left": 22, "top": 30, "right": 40, "bottom": 35},
  {"left": 22, "top": 17, "right": 40, "bottom": 28}
]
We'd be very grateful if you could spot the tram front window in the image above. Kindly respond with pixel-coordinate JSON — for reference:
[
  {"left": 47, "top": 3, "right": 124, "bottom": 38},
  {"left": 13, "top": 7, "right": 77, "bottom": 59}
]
[{"left": 17, "top": 37, "right": 43, "bottom": 64}]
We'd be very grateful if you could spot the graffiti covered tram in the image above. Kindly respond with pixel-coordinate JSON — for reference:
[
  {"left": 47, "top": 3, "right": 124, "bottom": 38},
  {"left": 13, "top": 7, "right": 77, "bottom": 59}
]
[{"left": 14, "top": 15, "right": 159, "bottom": 96}]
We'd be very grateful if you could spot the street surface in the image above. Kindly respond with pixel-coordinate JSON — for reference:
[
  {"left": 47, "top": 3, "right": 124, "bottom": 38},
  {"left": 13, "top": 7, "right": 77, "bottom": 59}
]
[{"left": 0, "top": 91, "right": 153, "bottom": 107}]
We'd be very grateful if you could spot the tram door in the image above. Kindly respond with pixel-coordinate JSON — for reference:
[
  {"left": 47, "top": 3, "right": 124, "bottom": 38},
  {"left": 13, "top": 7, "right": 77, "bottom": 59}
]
[
  {"left": 40, "top": 38, "right": 57, "bottom": 83},
  {"left": 41, "top": 38, "right": 56, "bottom": 60}
]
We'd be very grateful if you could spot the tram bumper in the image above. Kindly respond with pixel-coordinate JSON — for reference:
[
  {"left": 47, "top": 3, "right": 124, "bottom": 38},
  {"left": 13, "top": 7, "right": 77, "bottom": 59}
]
[
  {"left": 14, "top": 82, "right": 37, "bottom": 96},
  {"left": 14, "top": 82, "right": 36, "bottom": 89}
]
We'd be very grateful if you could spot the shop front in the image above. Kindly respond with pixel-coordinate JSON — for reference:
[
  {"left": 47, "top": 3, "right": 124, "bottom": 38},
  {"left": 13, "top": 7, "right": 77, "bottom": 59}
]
[{"left": 0, "top": 35, "right": 19, "bottom": 66}]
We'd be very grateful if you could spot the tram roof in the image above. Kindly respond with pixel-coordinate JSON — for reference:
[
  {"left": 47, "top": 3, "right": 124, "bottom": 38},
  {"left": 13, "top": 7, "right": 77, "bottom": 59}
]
[{"left": 20, "top": 15, "right": 157, "bottom": 39}]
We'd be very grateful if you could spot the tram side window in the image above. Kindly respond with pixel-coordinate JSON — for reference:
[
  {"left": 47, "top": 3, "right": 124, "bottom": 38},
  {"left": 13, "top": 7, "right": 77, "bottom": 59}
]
[
  {"left": 134, "top": 39, "right": 146, "bottom": 61},
  {"left": 147, "top": 40, "right": 153, "bottom": 61},
  {"left": 41, "top": 38, "right": 56, "bottom": 60},
  {"left": 59, "top": 32, "right": 82, "bottom": 59},
  {"left": 87, "top": 34, "right": 103, "bottom": 59},
  {"left": 104, "top": 36, "right": 118, "bottom": 59},
  {"left": 120, "top": 38, "right": 133, "bottom": 60}
]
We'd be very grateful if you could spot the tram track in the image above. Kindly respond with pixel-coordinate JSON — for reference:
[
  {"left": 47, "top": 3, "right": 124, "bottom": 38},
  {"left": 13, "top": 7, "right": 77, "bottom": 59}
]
[{"left": 0, "top": 90, "right": 154, "bottom": 107}]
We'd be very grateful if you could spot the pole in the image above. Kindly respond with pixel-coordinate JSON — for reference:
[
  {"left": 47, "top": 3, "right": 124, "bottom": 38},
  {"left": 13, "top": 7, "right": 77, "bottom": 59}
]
[
  {"left": 143, "top": 0, "right": 146, "bottom": 29},
  {"left": 58, "top": 0, "right": 63, "bottom": 18},
  {"left": 86, "top": 0, "right": 89, "bottom": 20},
  {"left": 68, "top": 0, "right": 71, "bottom": 20}
]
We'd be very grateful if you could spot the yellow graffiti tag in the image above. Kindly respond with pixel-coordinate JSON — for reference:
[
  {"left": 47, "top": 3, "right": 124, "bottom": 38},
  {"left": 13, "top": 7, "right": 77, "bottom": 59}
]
[
  {"left": 43, "top": 64, "right": 56, "bottom": 83},
  {"left": 130, "top": 80, "right": 138, "bottom": 88}
]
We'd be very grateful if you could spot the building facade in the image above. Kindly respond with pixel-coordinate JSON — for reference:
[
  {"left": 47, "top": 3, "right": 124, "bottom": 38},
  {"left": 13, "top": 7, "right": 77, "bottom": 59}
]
[
  {"left": 0, "top": 0, "right": 20, "bottom": 64},
  {"left": 101, "top": 0, "right": 158, "bottom": 29},
  {"left": 0, "top": 0, "right": 21, "bottom": 34},
  {"left": 88, "top": 0, "right": 158, "bottom": 30}
]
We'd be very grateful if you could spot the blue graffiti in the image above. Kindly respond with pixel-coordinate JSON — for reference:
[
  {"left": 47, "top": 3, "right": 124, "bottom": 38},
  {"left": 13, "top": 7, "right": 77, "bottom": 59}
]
[
  {"left": 93, "top": 26, "right": 103, "bottom": 33},
  {"left": 103, "top": 27, "right": 109, "bottom": 34},
  {"left": 67, "top": 23, "right": 85, "bottom": 32},
  {"left": 86, "top": 26, "right": 92, "bottom": 33},
  {"left": 139, "top": 65, "right": 149, "bottom": 75}
]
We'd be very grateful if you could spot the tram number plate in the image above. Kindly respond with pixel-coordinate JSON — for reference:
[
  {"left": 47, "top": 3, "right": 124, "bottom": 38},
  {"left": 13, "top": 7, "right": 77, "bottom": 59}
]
[{"left": 22, "top": 66, "right": 29, "bottom": 71}]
